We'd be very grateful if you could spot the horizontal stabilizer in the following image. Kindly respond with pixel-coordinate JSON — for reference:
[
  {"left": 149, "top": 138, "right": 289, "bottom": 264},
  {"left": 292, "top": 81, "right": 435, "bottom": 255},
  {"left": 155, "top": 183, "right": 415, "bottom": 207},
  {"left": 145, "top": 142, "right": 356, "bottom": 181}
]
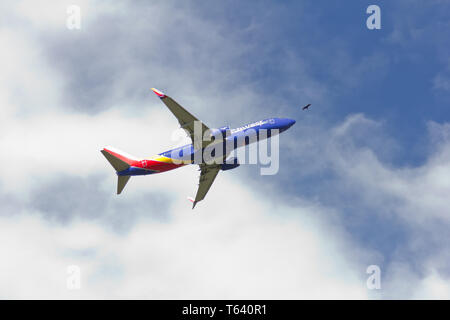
[{"left": 117, "top": 176, "right": 130, "bottom": 194}]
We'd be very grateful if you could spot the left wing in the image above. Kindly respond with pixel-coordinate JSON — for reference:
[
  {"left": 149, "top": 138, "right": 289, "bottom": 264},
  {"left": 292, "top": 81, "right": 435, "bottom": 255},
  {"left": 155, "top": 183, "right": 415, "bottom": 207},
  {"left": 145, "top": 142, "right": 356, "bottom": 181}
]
[
  {"left": 190, "top": 164, "right": 221, "bottom": 209},
  {"left": 151, "top": 88, "right": 210, "bottom": 151}
]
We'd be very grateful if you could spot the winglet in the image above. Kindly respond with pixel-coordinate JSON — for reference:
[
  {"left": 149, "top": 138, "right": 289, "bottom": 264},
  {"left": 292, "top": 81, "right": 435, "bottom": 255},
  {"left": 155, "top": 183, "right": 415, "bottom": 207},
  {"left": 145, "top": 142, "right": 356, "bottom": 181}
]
[
  {"left": 187, "top": 197, "right": 197, "bottom": 209},
  {"left": 151, "top": 88, "right": 166, "bottom": 98}
]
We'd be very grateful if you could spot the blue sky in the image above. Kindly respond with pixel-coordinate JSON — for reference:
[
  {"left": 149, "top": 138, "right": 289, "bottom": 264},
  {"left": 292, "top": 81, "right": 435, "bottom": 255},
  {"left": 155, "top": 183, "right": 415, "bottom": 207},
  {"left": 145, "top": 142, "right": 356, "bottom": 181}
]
[
  {"left": 192, "top": 0, "right": 450, "bottom": 281},
  {"left": 0, "top": 0, "right": 449, "bottom": 298},
  {"left": 205, "top": 0, "right": 450, "bottom": 165}
]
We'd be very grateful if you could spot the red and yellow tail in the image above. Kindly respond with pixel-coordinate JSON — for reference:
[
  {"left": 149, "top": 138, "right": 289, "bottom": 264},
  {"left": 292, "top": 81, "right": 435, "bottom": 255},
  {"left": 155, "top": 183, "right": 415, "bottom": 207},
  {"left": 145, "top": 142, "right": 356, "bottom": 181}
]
[{"left": 100, "top": 147, "right": 140, "bottom": 194}]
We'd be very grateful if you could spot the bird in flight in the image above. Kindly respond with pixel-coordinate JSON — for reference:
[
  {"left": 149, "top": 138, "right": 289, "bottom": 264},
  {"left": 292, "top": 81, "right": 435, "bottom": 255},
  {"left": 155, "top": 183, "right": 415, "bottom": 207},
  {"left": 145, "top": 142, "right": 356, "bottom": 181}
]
[{"left": 302, "top": 104, "right": 311, "bottom": 110}]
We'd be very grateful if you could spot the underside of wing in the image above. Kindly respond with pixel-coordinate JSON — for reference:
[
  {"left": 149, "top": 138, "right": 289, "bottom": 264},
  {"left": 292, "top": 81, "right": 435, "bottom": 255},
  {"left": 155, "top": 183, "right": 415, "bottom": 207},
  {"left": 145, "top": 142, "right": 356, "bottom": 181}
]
[
  {"left": 190, "top": 164, "right": 221, "bottom": 209},
  {"left": 151, "top": 88, "right": 210, "bottom": 150}
]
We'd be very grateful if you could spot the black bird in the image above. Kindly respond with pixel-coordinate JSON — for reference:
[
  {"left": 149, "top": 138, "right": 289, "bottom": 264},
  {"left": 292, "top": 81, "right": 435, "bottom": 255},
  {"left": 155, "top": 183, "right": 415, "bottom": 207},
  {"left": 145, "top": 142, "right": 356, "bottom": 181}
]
[{"left": 302, "top": 104, "right": 311, "bottom": 110}]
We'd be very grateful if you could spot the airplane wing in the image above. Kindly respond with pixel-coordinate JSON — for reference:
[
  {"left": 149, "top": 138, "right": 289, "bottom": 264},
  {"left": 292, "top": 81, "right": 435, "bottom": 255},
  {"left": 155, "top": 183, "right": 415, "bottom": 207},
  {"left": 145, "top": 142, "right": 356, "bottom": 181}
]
[
  {"left": 190, "top": 164, "right": 221, "bottom": 209},
  {"left": 151, "top": 88, "right": 222, "bottom": 208},
  {"left": 151, "top": 88, "right": 210, "bottom": 150}
]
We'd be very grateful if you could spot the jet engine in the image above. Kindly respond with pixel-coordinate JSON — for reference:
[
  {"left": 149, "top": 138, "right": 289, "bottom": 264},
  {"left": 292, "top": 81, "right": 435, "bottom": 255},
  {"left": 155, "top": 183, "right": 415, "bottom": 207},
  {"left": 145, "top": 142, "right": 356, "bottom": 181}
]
[
  {"left": 209, "top": 126, "right": 230, "bottom": 140},
  {"left": 221, "top": 157, "right": 240, "bottom": 171}
]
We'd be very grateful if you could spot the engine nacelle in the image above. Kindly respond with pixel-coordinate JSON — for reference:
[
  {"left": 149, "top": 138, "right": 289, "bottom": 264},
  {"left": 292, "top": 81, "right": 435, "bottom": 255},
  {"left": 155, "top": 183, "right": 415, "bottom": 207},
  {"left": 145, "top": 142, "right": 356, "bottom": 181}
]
[
  {"left": 208, "top": 126, "right": 230, "bottom": 140},
  {"left": 221, "top": 157, "right": 240, "bottom": 171}
]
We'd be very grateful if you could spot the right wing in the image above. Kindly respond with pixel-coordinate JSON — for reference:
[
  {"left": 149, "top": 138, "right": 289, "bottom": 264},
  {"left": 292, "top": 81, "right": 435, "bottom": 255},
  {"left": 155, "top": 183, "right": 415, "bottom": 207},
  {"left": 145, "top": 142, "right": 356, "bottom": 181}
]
[
  {"left": 190, "top": 164, "right": 221, "bottom": 209},
  {"left": 151, "top": 88, "right": 211, "bottom": 151},
  {"left": 151, "top": 88, "right": 223, "bottom": 208}
]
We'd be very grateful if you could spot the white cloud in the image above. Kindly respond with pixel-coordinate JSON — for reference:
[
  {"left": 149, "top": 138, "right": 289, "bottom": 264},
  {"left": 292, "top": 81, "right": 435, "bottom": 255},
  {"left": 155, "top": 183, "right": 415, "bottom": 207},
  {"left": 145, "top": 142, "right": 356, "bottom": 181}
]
[
  {"left": 0, "top": 1, "right": 372, "bottom": 299},
  {"left": 413, "top": 270, "right": 450, "bottom": 299},
  {"left": 326, "top": 114, "right": 450, "bottom": 223},
  {"left": 1, "top": 0, "right": 450, "bottom": 300},
  {"left": 0, "top": 177, "right": 370, "bottom": 299}
]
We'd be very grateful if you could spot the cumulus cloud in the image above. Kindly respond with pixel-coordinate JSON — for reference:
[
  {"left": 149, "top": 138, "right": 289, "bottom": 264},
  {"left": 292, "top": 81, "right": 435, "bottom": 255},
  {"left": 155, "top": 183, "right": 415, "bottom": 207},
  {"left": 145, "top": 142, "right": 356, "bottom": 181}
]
[
  {"left": 291, "top": 114, "right": 450, "bottom": 298},
  {"left": 1, "top": 0, "right": 449, "bottom": 299},
  {"left": 0, "top": 178, "right": 371, "bottom": 299}
]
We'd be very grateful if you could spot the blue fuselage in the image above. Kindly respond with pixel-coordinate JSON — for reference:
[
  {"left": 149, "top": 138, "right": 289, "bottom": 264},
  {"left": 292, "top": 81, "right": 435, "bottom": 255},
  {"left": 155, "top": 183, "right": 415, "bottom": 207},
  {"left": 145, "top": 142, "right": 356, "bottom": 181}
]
[
  {"left": 117, "top": 117, "right": 295, "bottom": 176},
  {"left": 159, "top": 117, "right": 296, "bottom": 162}
]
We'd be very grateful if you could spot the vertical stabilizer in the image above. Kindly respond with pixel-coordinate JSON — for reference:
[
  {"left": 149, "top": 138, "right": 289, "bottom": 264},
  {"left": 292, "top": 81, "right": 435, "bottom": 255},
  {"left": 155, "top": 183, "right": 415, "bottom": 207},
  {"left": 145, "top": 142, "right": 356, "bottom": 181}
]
[{"left": 101, "top": 147, "right": 137, "bottom": 195}]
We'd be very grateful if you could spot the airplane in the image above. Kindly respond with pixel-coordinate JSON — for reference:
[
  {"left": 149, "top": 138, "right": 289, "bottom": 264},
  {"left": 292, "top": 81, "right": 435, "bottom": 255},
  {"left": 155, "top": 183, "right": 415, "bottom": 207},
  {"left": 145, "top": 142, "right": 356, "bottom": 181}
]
[{"left": 101, "top": 88, "right": 296, "bottom": 208}]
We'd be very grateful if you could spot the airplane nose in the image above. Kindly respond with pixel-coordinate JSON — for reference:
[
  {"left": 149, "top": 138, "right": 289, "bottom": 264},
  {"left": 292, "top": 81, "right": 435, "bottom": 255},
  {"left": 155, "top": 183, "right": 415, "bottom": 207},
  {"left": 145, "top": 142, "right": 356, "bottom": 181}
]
[{"left": 286, "top": 119, "right": 296, "bottom": 128}]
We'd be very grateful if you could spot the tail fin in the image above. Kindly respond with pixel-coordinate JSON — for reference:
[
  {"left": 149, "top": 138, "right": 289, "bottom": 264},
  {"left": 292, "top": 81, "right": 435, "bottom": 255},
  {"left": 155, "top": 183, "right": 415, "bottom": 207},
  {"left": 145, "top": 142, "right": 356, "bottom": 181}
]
[{"left": 101, "top": 147, "right": 139, "bottom": 194}]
